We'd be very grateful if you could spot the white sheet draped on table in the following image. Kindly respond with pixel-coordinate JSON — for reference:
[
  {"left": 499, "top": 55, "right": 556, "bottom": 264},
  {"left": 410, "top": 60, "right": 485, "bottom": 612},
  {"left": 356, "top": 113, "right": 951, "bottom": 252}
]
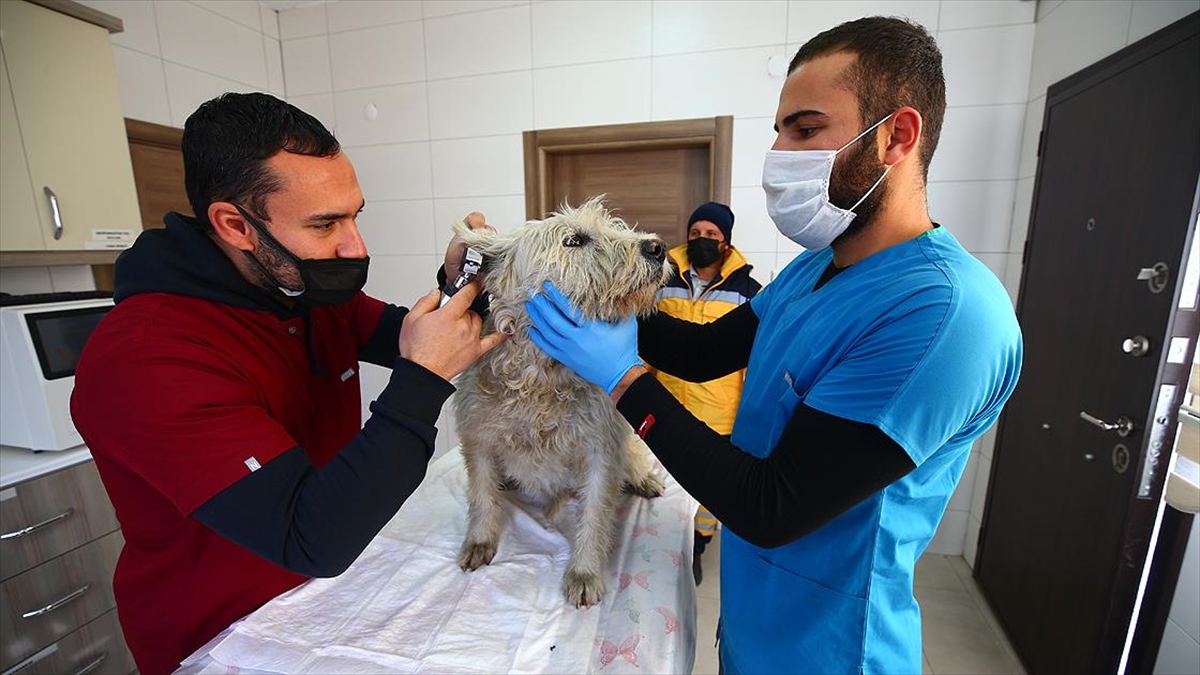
[{"left": 177, "top": 448, "right": 700, "bottom": 674}]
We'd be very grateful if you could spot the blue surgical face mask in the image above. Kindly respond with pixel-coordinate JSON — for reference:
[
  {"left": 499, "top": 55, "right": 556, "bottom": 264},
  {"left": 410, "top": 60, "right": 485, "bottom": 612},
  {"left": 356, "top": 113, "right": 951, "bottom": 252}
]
[
  {"left": 236, "top": 204, "right": 369, "bottom": 307},
  {"left": 762, "top": 115, "right": 893, "bottom": 250}
]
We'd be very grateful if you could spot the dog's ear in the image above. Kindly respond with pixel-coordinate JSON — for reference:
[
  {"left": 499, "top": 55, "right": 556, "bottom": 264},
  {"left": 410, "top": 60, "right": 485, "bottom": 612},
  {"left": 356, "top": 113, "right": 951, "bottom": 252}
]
[{"left": 451, "top": 219, "right": 514, "bottom": 272}]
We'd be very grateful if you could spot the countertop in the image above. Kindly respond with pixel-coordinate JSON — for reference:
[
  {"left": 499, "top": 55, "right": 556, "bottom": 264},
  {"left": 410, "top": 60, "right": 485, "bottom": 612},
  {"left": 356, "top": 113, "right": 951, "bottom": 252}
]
[{"left": 0, "top": 444, "right": 93, "bottom": 490}]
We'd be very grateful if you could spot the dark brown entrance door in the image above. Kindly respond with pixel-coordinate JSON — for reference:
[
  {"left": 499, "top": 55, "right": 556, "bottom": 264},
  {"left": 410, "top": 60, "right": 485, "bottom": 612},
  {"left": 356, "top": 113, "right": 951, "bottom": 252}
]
[
  {"left": 975, "top": 13, "right": 1200, "bottom": 675},
  {"left": 523, "top": 117, "right": 732, "bottom": 248}
]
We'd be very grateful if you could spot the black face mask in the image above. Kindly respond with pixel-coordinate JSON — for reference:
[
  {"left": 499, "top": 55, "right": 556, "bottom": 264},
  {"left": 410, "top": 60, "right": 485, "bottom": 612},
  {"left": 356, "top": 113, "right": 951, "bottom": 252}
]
[
  {"left": 235, "top": 205, "right": 369, "bottom": 307},
  {"left": 686, "top": 237, "right": 723, "bottom": 269}
]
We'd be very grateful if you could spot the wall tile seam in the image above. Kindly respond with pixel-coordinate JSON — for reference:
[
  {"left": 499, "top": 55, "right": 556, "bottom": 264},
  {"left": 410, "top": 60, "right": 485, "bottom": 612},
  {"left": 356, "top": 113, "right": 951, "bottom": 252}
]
[
  {"left": 108, "top": 45, "right": 176, "bottom": 121},
  {"left": 275, "top": 11, "right": 1038, "bottom": 49},
  {"left": 156, "top": 57, "right": 272, "bottom": 93},
  {"left": 647, "top": 42, "right": 789, "bottom": 61},
  {"left": 422, "top": 2, "right": 532, "bottom": 24},
  {"left": 187, "top": 0, "right": 264, "bottom": 34},
  {"left": 927, "top": 179, "right": 1020, "bottom": 185},
  {"left": 263, "top": 7, "right": 280, "bottom": 40},
  {"left": 109, "top": 41, "right": 168, "bottom": 63},
  {"left": 150, "top": 1, "right": 174, "bottom": 123},
  {"left": 341, "top": 133, "right": 526, "bottom": 148},
  {"left": 1122, "top": 1, "right": 1137, "bottom": 47},
  {"left": 320, "top": 6, "right": 338, "bottom": 132},
  {"left": 314, "top": 16, "right": 425, "bottom": 38},
  {"left": 261, "top": 29, "right": 275, "bottom": 99},
  {"left": 1037, "top": 0, "right": 1066, "bottom": 23},
  {"left": 397, "top": 45, "right": 789, "bottom": 83},
  {"left": 1165, "top": 615, "right": 1200, "bottom": 644},
  {"left": 944, "top": 102, "right": 1029, "bottom": 111},
  {"left": 363, "top": 193, "right": 524, "bottom": 200},
  {"left": 935, "top": 21, "right": 1037, "bottom": 36}
]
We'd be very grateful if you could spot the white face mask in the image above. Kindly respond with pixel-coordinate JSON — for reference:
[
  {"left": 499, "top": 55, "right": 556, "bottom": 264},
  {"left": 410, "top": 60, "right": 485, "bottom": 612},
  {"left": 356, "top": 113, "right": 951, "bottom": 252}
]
[{"left": 763, "top": 115, "right": 893, "bottom": 250}]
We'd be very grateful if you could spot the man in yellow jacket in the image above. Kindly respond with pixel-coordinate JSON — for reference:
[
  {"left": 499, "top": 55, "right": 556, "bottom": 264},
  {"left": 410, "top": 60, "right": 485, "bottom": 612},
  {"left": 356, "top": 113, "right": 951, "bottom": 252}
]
[{"left": 652, "top": 201, "right": 761, "bottom": 584}]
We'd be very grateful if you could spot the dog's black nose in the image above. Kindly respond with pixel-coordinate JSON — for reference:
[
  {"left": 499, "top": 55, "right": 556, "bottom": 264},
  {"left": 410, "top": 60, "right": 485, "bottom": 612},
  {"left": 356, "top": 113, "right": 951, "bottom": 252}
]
[{"left": 642, "top": 239, "right": 666, "bottom": 262}]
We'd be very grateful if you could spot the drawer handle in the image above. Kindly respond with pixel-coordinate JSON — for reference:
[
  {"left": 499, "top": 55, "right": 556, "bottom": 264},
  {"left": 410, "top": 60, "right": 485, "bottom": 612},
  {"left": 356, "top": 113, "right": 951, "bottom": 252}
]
[
  {"left": 1, "top": 508, "right": 74, "bottom": 540},
  {"left": 73, "top": 652, "right": 107, "bottom": 675},
  {"left": 44, "top": 186, "right": 64, "bottom": 240},
  {"left": 22, "top": 583, "right": 90, "bottom": 619},
  {"left": 1, "top": 643, "right": 57, "bottom": 675}
]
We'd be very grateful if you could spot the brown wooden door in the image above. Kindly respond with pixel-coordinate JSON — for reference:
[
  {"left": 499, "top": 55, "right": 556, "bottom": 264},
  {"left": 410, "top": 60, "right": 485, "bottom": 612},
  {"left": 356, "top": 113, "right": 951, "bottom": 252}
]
[
  {"left": 976, "top": 13, "right": 1200, "bottom": 675},
  {"left": 524, "top": 117, "right": 732, "bottom": 247},
  {"left": 546, "top": 145, "right": 710, "bottom": 248},
  {"left": 125, "top": 119, "right": 190, "bottom": 230}
]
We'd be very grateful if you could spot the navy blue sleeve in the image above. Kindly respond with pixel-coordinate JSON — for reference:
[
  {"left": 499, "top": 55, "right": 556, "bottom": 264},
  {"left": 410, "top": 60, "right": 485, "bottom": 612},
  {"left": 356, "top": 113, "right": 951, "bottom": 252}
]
[
  {"left": 616, "top": 374, "right": 915, "bottom": 548},
  {"left": 193, "top": 357, "right": 454, "bottom": 577},
  {"left": 639, "top": 301, "right": 759, "bottom": 382},
  {"left": 357, "top": 304, "right": 405, "bottom": 368}
]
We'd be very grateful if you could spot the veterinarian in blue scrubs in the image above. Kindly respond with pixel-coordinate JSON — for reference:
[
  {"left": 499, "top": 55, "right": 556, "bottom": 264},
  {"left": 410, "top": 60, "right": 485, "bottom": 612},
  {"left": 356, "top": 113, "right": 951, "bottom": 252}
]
[{"left": 525, "top": 17, "right": 1023, "bottom": 675}]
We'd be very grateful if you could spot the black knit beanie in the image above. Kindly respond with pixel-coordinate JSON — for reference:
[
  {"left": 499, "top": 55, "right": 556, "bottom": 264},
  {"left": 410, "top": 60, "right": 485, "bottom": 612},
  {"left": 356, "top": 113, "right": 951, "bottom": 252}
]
[{"left": 687, "top": 201, "right": 734, "bottom": 243}]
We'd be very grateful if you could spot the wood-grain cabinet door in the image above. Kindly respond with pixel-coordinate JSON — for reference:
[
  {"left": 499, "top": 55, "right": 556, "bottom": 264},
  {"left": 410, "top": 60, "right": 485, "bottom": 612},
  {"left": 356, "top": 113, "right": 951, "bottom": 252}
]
[{"left": 1, "top": 462, "right": 120, "bottom": 581}]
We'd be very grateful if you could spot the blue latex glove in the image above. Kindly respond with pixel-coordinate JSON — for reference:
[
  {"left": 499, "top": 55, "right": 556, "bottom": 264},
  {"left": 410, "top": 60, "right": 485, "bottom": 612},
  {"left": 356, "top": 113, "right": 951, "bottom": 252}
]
[{"left": 524, "top": 281, "right": 642, "bottom": 394}]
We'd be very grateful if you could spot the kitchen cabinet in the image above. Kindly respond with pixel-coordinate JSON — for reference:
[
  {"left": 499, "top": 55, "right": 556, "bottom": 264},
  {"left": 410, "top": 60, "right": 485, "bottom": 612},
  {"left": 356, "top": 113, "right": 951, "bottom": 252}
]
[
  {"left": 0, "top": 459, "right": 134, "bottom": 674},
  {"left": 0, "top": 0, "right": 140, "bottom": 253}
]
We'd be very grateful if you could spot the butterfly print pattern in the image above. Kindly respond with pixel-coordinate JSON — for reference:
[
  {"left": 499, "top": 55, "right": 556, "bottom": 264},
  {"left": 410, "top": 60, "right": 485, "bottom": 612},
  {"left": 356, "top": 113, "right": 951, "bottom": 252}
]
[
  {"left": 654, "top": 607, "right": 679, "bottom": 634},
  {"left": 596, "top": 634, "right": 643, "bottom": 669}
]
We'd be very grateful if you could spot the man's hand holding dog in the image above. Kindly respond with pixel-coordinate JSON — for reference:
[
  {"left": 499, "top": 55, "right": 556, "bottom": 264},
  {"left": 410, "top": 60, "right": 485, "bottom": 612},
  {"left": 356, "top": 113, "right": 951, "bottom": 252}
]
[
  {"left": 401, "top": 281, "right": 506, "bottom": 382},
  {"left": 525, "top": 281, "right": 644, "bottom": 397}
]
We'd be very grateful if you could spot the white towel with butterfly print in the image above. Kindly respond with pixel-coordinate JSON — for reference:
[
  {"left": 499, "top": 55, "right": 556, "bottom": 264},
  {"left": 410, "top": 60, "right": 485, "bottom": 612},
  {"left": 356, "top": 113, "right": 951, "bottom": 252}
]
[{"left": 188, "top": 448, "right": 700, "bottom": 674}]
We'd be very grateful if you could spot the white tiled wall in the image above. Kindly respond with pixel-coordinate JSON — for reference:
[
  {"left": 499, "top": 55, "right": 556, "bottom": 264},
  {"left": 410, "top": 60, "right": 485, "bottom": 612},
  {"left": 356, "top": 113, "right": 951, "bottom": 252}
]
[
  {"left": 32, "top": 1, "right": 1195, "bottom": 551},
  {"left": 964, "top": 0, "right": 1200, "bottom": 565},
  {"left": 77, "top": 0, "right": 284, "bottom": 128},
  {"left": 0, "top": 265, "right": 97, "bottom": 295}
]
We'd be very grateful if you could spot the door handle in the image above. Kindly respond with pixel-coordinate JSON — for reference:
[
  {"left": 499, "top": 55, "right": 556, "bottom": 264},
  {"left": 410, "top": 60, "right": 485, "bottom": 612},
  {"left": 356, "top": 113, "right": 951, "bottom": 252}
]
[{"left": 1079, "top": 411, "right": 1135, "bottom": 437}]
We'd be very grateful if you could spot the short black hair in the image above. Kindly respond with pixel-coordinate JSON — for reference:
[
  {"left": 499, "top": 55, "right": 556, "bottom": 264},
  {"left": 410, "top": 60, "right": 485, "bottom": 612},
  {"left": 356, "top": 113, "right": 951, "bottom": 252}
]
[
  {"left": 182, "top": 92, "right": 340, "bottom": 229},
  {"left": 789, "top": 17, "right": 945, "bottom": 181}
]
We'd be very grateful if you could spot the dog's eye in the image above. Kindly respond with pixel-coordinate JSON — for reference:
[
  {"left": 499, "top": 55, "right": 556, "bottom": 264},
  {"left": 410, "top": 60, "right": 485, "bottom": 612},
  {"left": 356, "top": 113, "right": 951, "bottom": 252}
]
[{"left": 563, "top": 233, "right": 589, "bottom": 248}]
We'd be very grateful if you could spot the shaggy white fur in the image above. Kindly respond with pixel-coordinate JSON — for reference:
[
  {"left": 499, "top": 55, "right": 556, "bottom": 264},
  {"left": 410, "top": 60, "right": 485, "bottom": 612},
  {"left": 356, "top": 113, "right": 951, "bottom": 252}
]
[{"left": 452, "top": 197, "right": 670, "bottom": 607}]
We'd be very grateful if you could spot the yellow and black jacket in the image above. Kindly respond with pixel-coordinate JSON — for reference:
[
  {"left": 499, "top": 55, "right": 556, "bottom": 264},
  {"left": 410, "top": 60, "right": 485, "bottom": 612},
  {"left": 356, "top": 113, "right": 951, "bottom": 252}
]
[{"left": 652, "top": 244, "right": 762, "bottom": 436}]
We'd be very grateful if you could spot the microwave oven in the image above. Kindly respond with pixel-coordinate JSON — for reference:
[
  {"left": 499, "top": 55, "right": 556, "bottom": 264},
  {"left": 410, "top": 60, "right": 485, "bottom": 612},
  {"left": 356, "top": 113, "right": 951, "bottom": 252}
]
[{"left": 0, "top": 294, "right": 113, "bottom": 451}]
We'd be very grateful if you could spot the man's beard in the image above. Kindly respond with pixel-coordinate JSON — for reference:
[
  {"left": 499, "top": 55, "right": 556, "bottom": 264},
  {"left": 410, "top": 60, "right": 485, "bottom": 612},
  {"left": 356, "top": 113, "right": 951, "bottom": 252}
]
[
  {"left": 245, "top": 239, "right": 304, "bottom": 296},
  {"left": 828, "top": 134, "right": 890, "bottom": 242}
]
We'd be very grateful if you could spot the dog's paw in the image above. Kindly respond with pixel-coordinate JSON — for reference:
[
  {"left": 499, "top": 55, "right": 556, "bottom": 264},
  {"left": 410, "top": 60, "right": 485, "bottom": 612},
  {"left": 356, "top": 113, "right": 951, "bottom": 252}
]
[
  {"left": 563, "top": 569, "right": 607, "bottom": 608},
  {"left": 623, "top": 473, "right": 665, "bottom": 499},
  {"left": 457, "top": 540, "right": 498, "bottom": 571}
]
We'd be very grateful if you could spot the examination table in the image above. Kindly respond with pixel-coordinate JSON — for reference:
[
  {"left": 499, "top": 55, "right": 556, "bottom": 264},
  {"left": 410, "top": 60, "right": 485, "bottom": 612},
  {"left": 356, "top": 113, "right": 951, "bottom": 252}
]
[{"left": 177, "top": 448, "right": 700, "bottom": 674}]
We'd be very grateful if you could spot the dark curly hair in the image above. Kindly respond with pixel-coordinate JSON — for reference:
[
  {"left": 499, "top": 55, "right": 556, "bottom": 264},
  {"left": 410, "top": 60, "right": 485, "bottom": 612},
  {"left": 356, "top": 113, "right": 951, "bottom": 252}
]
[
  {"left": 789, "top": 16, "right": 946, "bottom": 182},
  {"left": 182, "top": 92, "right": 340, "bottom": 230}
]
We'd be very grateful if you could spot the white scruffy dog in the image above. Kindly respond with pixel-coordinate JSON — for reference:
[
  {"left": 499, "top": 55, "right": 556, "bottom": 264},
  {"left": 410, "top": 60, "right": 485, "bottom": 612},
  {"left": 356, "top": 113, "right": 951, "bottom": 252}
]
[{"left": 452, "top": 197, "right": 670, "bottom": 607}]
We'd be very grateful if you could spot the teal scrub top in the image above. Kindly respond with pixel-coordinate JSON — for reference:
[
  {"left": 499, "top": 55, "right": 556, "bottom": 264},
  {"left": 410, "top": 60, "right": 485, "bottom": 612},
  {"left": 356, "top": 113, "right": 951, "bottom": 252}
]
[{"left": 721, "top": 227, "right": 1023, "bottom": 675}]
